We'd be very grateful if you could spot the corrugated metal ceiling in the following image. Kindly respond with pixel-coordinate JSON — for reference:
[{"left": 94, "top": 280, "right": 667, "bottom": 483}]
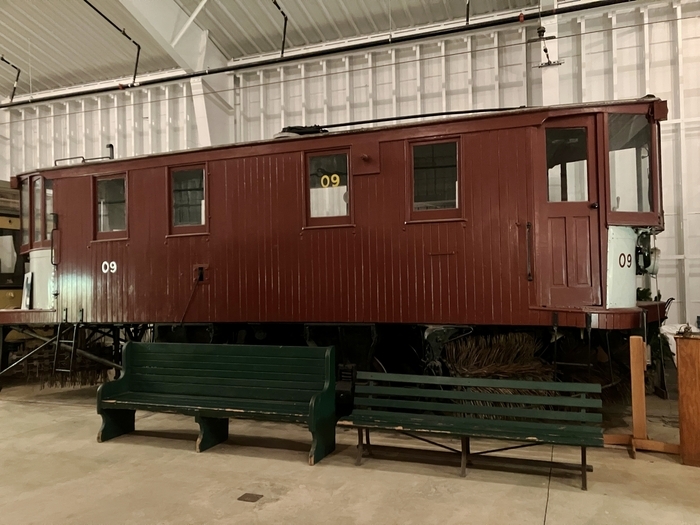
[
  {"left": 0, "top": 0, "right": 536, "bottom": 98},
  {"left": 174, "top": 0, "right": 538, "bottom": 60},
  {"left": 0, "top": 0, "right": 177, "bottom": 98}
]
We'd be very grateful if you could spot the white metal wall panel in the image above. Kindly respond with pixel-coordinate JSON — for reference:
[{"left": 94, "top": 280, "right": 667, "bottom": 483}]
[{"left": 1, "top": 0, "right": 698, "bottom": 325}]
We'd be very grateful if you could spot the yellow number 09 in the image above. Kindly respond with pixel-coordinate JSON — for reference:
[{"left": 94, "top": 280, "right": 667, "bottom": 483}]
[{"left": 320, "top": 174, "right": 341, "bottom": 188}]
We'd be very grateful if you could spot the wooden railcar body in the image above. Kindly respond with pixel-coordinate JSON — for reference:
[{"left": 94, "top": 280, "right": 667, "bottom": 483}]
[{"left": 9, "top": 98, "right": 667, "bottom": 331}]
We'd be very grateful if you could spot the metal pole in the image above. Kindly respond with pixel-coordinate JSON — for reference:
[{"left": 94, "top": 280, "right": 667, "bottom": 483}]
[
  {"left": 82, "top": 0, "right": 141, "bottom": 87},
  {"left": 0, "top": 337, "right": 56, "bottom": 378},
  {"left": 271, "top": 0, "right": 289, "bottom": 58},
  {"left": 0, "top": 55, "right": 21, "bottom": 102}
]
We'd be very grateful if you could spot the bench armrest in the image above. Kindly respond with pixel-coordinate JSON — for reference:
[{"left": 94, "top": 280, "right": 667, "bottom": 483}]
[
  {"left": 308, "top": 346, "right": 336, "bottom": 431},
  {"left": 309, "top": 388, "right": 335, "bottom": 432},
  {"left": 96, "top": 343, "right": 133, "bottom": 412}
]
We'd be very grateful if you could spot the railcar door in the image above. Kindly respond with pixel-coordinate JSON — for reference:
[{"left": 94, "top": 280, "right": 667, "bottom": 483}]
[{"left": 535, "top": 115, "right": 602, "bottom": 308}]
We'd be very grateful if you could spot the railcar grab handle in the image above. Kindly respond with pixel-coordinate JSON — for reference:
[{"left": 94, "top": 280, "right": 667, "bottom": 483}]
[
  {"left": 526, "top": 222, "right": 533, "bottom": 281},
  {"left": 50, "top": 224, "right": 59, "bottom": 266}
]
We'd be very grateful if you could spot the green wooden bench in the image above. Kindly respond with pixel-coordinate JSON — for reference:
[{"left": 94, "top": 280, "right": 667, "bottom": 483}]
[
  {"left": 96, "top": 342, "right": 337, "bottom": 465},
  {"left": 339, "top": 372, "right": 603, "bottom": 489}
]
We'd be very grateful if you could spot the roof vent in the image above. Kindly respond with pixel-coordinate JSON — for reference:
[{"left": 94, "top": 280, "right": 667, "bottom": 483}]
[{"left": 273, "top": 125, "right": 328, "bottom": 139}]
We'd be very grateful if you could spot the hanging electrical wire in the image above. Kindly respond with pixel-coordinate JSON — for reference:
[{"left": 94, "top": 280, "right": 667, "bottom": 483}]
[{"left": 0, "top": 9, "right": 695, "bottom": 121}]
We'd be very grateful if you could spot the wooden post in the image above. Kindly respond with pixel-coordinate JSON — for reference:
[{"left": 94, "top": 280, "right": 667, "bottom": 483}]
[
  {"left": 356, "top": 428, "right": 363, "bottom": 466},
  {"left": 602, "top": 335, "right": 680, "bottom": 457},
  {"left": 0, "top": 326, "right": 8, "bottom": 372},
  {"left": 630, "top": 335, "right": 648, "bottom": 441},
  {"left": 677, "top": 336, "right": 700, "bottom": 467}
]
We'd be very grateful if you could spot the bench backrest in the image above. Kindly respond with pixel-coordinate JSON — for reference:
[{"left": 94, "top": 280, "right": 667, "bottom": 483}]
[
  {"left": 122, "top": 342, "right": 334, "bottom": 403},
  {"left": 354, "top": 372, "right": 602, "bottom": 426}
]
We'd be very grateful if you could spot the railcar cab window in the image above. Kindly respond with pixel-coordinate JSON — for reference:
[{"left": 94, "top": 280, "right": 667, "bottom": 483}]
[
  {"left": 546, "top": 128, "right": 589, "bottom": 202},
  {"left": 20, "top": 179, "right": 29, "bottom": 246},
  {"left": 608, "top": 114, "right": 651, "bottom": 212},
  {"left": 44, "top": 180, "right": 54, "bottom": 237},
  {"left": 33, "top": 178, "right": 42, "bottom": 243},
  {"left": 412, "top": 142, "right": 458, "bottom": 211},
  {"left": 308, "top": 153, "right": 350, "bottom": 222},
  {"left": 20, "top": 175, "right": 54, "bottom": 250},
  {"left": 171, "top": 167, "right": 206, "bottom": 232},
  {"left": 96, "top": 176, "right": 126, "bottom": 237}
]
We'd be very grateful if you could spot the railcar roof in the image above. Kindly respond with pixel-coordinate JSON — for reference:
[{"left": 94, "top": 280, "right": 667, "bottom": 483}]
[{"left": 17, "top": 96, "right": 661, "bottom": 178}]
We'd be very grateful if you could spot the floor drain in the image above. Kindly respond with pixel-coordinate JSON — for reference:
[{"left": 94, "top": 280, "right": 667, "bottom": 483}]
[{"left": 238, "top": 493, "right": 263, "bottom": 503}]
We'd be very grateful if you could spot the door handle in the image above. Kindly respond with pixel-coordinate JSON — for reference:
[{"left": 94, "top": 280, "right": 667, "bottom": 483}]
[
  {"left": 526, "top": 222, "right": 533, "bottom": 282},
  {"left": 50, "top": 228, "right": 57, "bottom": 266},
  {"left": 589, "top": 202, "right": 599, "bottom": 209}
]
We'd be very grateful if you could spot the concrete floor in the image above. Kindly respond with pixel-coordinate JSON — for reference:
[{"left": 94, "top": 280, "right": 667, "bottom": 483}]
[{"left": 1, "top": 384, "right": 699, "bottom": 525}]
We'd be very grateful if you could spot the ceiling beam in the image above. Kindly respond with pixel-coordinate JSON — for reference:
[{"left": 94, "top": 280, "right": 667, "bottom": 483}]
[
  {"left": 119, "top": 0, "right": 232, "bottom": 147},
  {"left": 172, "top": 0, "right": 210, "bottom": 47},
  {"left": 290, "top": 1, "right": 326, "bottom": 42},
  {"left": 204, "top": 3, "right": 250, "bottom": 56},
  {"left": 357, "top": 0, "right": 380, "bottom": 33},
  {"left": 230, "top": 0, "right": 278, "bottom": 51},
  {"left": 255, "top": 0, "right": 302, "bottom": 48},
  {"left": 212, "top": 9, "right": 265, "bottom": 55},
  {"left": 316, "top": 2, "right": 344, "bottom": 40}
]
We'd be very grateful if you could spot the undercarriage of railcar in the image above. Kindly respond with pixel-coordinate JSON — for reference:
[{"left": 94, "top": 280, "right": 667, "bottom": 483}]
[{"left": 0, "top": 310, "right": 674, "bottom": 407}]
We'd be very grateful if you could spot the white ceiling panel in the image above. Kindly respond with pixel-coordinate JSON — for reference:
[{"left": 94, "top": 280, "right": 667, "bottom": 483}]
[
  {"left": 0, "top": 0, "right": 538, "bottom": 98},
  {"left": 174, "top": 0, "right": 538, "bottom": 61},
  {"left": 0, "top": 0, "right": 177, "bottom": 99}
]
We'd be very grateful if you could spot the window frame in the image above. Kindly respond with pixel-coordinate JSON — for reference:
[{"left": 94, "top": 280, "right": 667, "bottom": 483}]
[
  {"left": 43, "top": 178, "right": 55, "bottom": 246},
  {"left": 19, "top": 174, "right": 54, "bottom": 252},
  {"left": 407, "top": 137, "right": 462, "bottom": 222},
  {"left": 19, "top": 174, "right": 37, "bottom": 253},
  {"left": 32, "top": 176, "right": 43, "bottom": 246},
  {"left": 168, "top": 163, "right": 209, "bottom": 236},
  {"left": 94, "top": 172, "right": 129, "bottom": 241},
  {"left": 545, "top": 126, "right": 591, "bottom": 203},
  {"left": 304, "top": 149, "right": 353, "bottom": 228},
  {"left": 603, "top": 110, "right": 662, "bottom": 227}
]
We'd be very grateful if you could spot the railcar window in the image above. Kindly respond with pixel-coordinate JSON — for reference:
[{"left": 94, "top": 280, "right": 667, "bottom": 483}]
[
  {"left": 33, "top": 178, "right": 42, "bottom": 242},
  {"left": 20, "top": 179, "right": 29, "bottom": 246},
  {"left": 44, "top": 179, "right": 54, "bottom": 240},
  {"left": 413, "top": 142, "right": 458, "bottom": 210},
  {"left": 608, "top": 114, "right": 652, "bottom": 212},
  {"left": 309, "top": 154, "right": 349, "bottom": 218},
  {"left": 546, "top": 128, "right": 589, "bottom": 202},
  {"left": 96, "top": 178, "right": 126, "bottom": 233},
  {"left": 172, "top": 168, "right": 205, "bottom": 226}
]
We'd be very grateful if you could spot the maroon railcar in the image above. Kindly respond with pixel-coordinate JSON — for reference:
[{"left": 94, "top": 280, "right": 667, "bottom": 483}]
[{"left": 7, "top": 98, "right": 667, "bottom": 349}]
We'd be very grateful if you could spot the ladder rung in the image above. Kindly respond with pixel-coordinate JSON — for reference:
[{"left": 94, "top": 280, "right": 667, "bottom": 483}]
[
  {"left": 55, "top": 369, "right": 72, "bottom": 373},
  {"left": 58, "top": 340, "right": 74, "bottom": 344}
]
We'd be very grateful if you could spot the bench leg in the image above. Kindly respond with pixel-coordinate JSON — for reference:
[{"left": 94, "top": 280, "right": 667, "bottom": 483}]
[
  {"left": 365, "top": 429, "right": 373, "bottom": 456},
  {"left": 356, "top": 427, "right": 364, "bottom": 466},
  {"left": 461, "top": 437, "right": 468, "bottom": 477},
  {"left": 97, "top": 408, "right": 135, "bottom": 443},
  {"left": 581, "top": 446, "right": 588, "bottom": 491},
  {"left": 195, "top": 416, "right": 229, "bottom": 453},
  {"left": 309, "top": 419, "right": 336, "bottom": 466}
]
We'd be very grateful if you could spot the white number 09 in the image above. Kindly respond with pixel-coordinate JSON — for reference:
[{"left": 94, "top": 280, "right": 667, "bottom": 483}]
[{"left": 101, "top": 261, "right": 117, "bottom": 274}]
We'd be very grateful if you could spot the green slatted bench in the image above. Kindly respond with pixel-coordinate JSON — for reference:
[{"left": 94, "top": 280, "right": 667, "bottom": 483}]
[
  {"left": 339, "top": 372, "right": 603, "bottom": 489},
  {"left": 96, "top": 342, "right": 337, "bottom": 465}
]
